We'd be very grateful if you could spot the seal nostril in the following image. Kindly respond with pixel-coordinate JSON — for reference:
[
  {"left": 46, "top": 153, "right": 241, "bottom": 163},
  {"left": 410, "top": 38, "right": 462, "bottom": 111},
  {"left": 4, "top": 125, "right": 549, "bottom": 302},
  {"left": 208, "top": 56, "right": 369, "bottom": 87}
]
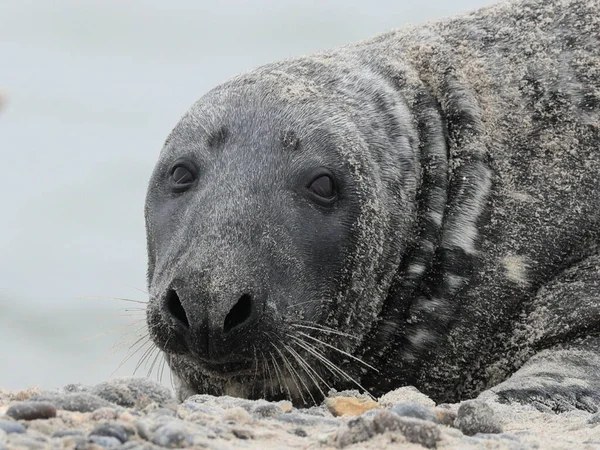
[
  {"left": 223, "top": 294, "right": 252, "bottom": 333},
  {"left": 165, "top": 289, "right": 189, "bottom": 328}
]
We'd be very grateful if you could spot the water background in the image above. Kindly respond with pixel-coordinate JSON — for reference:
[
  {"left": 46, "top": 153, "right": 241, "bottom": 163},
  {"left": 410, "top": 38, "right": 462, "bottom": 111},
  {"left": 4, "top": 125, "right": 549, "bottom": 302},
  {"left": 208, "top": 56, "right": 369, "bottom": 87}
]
[{"left": 0, "top": 0, "right": 497, "bottom": 391}]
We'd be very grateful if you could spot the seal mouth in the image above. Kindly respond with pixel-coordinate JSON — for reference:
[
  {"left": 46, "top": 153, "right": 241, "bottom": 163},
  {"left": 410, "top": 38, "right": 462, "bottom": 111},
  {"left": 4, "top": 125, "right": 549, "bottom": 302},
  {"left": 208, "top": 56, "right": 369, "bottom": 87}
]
[{"left": 196, "top": 357, "right": 258, "bottom": 377}]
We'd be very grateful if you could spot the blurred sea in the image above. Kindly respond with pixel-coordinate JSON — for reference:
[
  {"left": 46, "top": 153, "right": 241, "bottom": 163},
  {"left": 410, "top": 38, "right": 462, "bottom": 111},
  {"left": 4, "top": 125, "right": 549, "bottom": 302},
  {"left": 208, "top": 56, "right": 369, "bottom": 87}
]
[{"left": 0, "top": 0, "right": 497, "bottom": 391}]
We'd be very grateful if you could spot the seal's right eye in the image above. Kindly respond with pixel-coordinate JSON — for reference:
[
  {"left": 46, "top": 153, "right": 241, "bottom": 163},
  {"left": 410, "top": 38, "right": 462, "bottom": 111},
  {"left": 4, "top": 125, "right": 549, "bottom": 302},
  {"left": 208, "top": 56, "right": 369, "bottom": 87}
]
[{"left": 170, "top": 162, "right": 197, "bottom": 193}]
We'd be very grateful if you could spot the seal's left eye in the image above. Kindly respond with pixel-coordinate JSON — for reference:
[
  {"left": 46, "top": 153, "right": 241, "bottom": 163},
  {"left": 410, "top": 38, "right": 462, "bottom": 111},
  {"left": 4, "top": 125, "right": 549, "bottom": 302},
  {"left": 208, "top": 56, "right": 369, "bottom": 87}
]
[
  {"left": 170, "top": 164, "right": 196, "bottom": 192},
  {"left": 307, "top": 174, "right": 337, "bottom": 205}
]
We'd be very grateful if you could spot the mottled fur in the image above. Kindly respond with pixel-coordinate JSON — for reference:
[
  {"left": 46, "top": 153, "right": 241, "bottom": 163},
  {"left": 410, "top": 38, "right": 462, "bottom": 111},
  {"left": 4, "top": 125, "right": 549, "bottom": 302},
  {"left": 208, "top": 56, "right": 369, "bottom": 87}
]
[{"left": 145, "top": 0, "right": 600, "bottom": 411}]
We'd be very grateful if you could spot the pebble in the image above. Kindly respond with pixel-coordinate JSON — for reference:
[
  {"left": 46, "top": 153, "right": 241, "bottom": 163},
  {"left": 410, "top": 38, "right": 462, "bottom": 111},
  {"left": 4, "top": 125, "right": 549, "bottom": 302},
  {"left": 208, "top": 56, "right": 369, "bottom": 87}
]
[
  {"left": 91, "top": 407, "right": 119, "bottom": 421},
  {"left": 232, "top": 427, "right": 253, "bottom": 439},
  {"left": 379, "top": 386, "right": 436, "bottom": 408},
  {"left": 0, "top": 420, "right": 26, "bottom": 434},
  {"left": 455, "top": 400, "right": 503, "bottom": 436},
  {"left": 432, "top": 406, "right": 457, "bottom": 426},
  {"left": 277, "top": 412, "right": 341, "bottom": 427},
  {"left": 88, "top": 435, "right": 122, "bottom": 448},
  {"left": 92, "top": 378, "right": 175, "bottom": 409},
  {"left": 372, "top": 410, "right": 440, "bottom": 449},
  {"left": 222, "top": 406, "right": 251, "bottom": 424},
  {"left": 5, "top": 434, "right": 49, "bottom": 450},
  {"left": 89, "top": 422, "right": 129, "bottom": 443},
  {"left": 6, "top": 401, "right": 57, "bottom": 420},
  {"left": 253, "top": 403, "right": 284, "bottom": 418},
  {"left": 52, "top": 429, "right": 85, "bottom": 438},
  {"left": 31, "top": 393, "right": 111, "bottom": 413},
  {"left": 326, "top": 396, "right": 379, "bottom": 417},
  {"left": 391, "top": 401, "right": 437, "bottom": 422},
  {"left": 151, "top": 422, "right": 194, "bottom": 448}
]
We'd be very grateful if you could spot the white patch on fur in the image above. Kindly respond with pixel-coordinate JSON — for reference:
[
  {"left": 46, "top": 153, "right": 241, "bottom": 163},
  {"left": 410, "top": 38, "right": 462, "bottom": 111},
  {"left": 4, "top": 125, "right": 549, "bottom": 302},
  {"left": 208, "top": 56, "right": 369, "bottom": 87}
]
[
  {"left": 442, "top": 164, "right": 492, "bottom": 255},
  {"left": 503, "top": 255, "right": 532, "bottom": 287},
  {"left": 446, "top": 273, "right": 466, "bottom": 291},
  {"left": 407, "top": 328, "right": 436, "bottom": 349},
  {"left": 408, "top": 263, "right": 426, "bottom": 276}
]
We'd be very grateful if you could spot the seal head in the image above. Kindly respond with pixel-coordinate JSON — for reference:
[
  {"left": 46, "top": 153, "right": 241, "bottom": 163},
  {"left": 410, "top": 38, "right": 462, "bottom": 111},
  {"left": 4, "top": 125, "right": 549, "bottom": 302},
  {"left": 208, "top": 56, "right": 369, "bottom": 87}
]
[{"left": 144, "top": 59, "right": 422, "bottom": 401}]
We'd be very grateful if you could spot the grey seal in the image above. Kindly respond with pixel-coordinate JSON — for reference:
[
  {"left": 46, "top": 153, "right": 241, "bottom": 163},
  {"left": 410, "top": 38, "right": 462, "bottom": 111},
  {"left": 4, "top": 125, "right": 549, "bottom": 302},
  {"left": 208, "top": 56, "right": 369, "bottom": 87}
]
[{"left": 144, "top": 0, "right": 600, "bottom": 412}]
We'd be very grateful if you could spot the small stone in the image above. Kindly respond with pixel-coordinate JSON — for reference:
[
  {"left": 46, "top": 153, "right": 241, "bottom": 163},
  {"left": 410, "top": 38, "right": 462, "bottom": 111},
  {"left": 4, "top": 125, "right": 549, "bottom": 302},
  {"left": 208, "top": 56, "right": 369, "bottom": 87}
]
[
  {"left": 222, "top": 407, "right": 251, "bottom": 424},
  {"left": 12, "top": 387, "right": 41, "bottom": 401},
  {"left": 6, "top": 401, "right": 56, "bottom": 420},
  {"left": 117, "top": 443, "right": 162, "bottom": 450},
  {"left": 92, "top": 378, "right": 175, "bottom": 409},
  {"left": 278, "top": 401, "right": 293, "bottom": 413},
  {"left": 372, "top": 410, "right": 441, "bottom": 449},
  {"left": 432, "top": 407, "right": 457, "bottom": 426},
  {"left": 26, "top": 420, "right": 55, "bottom": 435},
  {"left": 232, "top": 427, "right": 253, "bottom": 439},
  {"left": 91, "top": 407, "right": 119, "bottom": 421},
  {"left": 379, "top": 386, "right": 435, "bottom": 408},
  {"left": 89, "top": 422, "right": 129, "bottom": 443},
  {"left": 253, "top": 403, "right": 284, "bottom": 418},
  {"left": 326, "top": 397, "right": 379, "bottom": 417},
  {"left": 88, "top": 435, "right": 122, "bottom": 448},
  {"left": 455, "top": 400, "right": 503, "bottom": 436},
  {"left": 335, "top": 416, "right": 374, "bottom": 447},
  {"left": 0, "top": 420, "right": 25, "bottom": 434},
  {"left": 147, "top": 408, "right": 176, "bottom": 418},
  {"left": 391, "top": 402, "right": 436, "bottom": 422},
  {"left": 293, "top": 428, "right": 307, "bottom": 437},
  {"left": 5, "top": 435, "right": 48, "bottom": 450},
  {"left": 152, "top": 423, "right": 194, "bottom": 448},
  {"left": 52, "top": 430, "right": 85, "bottom": 438},
  {"left": 31, "top": 393, "right": 112, "bottom": 413},
  {"left": 118, "top": 411, "right": 137, "bottom": 422},
  {"left": 277, "top": 412, "right": 341, "bottom": 427}
]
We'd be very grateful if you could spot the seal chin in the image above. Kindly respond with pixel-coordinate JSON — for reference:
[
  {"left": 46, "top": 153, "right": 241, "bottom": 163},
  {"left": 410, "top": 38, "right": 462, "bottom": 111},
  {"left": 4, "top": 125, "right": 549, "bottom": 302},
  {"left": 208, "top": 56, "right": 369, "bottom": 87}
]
[{"left": 167, "top": 352, "right": 282, "bottom": 402}]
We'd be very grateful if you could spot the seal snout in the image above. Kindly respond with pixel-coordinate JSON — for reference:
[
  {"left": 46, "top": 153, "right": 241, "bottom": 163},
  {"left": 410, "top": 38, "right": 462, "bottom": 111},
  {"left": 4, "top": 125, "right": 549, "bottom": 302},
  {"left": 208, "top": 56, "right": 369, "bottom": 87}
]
[{"left": 161, "top": 286, "right": 259, "bottom": 364}]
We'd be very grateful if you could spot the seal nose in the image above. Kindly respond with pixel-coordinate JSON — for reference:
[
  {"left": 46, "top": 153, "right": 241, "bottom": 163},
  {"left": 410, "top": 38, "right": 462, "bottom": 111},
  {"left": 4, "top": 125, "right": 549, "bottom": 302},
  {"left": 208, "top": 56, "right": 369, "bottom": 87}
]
[
  {"left": 165, "top": 289, "right": 190, "bottom": 329},
  {"left": 162, "top": 288, "right": 258, "bottom": 360},
  {"left": 223, "top": 293, "right": 253, "bottom": 333}
]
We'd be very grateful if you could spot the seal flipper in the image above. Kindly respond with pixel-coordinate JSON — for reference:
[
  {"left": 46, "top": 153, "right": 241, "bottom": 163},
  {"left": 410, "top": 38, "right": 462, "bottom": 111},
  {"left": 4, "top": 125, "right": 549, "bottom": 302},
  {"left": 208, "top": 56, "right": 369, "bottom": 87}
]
[
  {"left": 479, "top": 336, "right": 600, "bottom": 413},
  {"left": 479, "top": 254, "right": 600, "bottom": 413}
]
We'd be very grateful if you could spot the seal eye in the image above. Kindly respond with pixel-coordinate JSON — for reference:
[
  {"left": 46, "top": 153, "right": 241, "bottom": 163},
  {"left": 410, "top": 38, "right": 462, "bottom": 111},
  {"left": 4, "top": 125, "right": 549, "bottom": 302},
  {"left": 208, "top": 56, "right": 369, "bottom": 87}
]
[
  {"left": 307, "top": 174, "right": 336, "bottom": 204},
  {"left": 170, "top": 163, "right": 196, "bottom": 192}
]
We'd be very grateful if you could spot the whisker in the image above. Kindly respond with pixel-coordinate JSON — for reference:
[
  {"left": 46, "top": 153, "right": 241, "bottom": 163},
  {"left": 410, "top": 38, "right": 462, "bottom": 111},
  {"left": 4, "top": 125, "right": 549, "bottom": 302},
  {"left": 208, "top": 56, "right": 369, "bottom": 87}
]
[
  {"left": 278, "top": 346, "right": 307, "bottom": 404},
  {"left": 269, "top": 349, "right": 290, "bottom": 398},
  {"left": 134, "top": 340, "right": 157, "bottom": 374},
  {"left": 111, "top": 335, "right": 152, "bottom": 376},
  {"left": 283, "top": 343, "right": 321, "bottom": 404},
  {"left": 296, "top": 331, "right": 379, "bottom": 372},
  {"left": 291, "top": 323, "right": 359, "bottom": 340},
  {"left": 286, "top": 343, "right": 329, "bottom": 398},
  {"left": 288, "top": 334, "right": 374, "bottom": 398},
  {"left": 82, "top": 319, "right": 146, "bottom": 342},
  {"left": 147, "top": 346, "right": 163, "bottom": 379},
  {"left": 80, "top": 295, "right": 147, "bottom": 305},
  {"left": 283, "top": 343, "right": 316, "bottom": 405},
  {"left": 124, "top": 285, "right": 149, "bottom": 295}
]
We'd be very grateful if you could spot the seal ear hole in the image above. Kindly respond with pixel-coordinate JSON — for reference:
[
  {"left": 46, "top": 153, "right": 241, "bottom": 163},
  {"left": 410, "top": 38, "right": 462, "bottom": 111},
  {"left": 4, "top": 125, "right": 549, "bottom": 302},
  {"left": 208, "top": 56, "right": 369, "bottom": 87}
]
[
  {"left": 165, "top": 289, "right": 189, "bottom": 329},
  {"left": 223, "top": 294, "right": 253, "bottom": 333}
]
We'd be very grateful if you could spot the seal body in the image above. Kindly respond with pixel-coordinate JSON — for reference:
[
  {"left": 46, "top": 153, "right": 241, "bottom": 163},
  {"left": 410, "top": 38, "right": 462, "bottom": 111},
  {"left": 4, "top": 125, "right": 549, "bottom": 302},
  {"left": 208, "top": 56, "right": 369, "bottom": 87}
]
[{"left": 145, "top": 0, "right": 600, "bottom": 411}]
